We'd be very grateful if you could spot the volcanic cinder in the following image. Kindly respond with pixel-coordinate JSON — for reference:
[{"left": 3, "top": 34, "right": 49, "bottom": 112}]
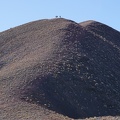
[{"left": 0, "top": 18, "right": 120, "bottom": 120}]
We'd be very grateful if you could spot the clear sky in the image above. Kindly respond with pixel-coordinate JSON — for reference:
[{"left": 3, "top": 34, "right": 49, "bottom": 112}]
[{"left": 0, "top": 0, "right": 120, "bottom": 32}]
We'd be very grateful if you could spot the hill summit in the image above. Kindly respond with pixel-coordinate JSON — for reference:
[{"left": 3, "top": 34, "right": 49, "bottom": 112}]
[{"left": 0, "top": 18, "right": 120, "bottom": 120}]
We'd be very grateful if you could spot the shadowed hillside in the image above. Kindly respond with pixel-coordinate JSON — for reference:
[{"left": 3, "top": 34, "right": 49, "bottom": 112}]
[{"left": 0, "top": 18, "right": 120, "bottom": 120}]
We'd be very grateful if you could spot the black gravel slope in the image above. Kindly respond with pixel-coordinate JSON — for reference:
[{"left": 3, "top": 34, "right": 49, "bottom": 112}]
[{"left": 0, "top": 18, "right": 120, "bottom": 120}]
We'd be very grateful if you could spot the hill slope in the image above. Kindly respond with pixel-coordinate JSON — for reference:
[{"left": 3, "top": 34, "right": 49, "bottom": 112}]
[{"left": 0, "top": 18, "right": 120, "bottom": 120}]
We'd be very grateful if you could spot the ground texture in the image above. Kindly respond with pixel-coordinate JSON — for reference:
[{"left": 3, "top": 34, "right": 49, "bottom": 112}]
[{"left": 0, "top": 18, "right": 120, "bottom": 120}]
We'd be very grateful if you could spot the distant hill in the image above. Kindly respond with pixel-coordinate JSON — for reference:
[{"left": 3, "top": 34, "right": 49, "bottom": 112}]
[{"left": 0, "top": 18, "right": 120, "bottom": 120}]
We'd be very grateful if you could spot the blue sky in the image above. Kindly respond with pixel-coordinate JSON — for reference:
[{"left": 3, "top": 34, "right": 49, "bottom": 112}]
[{"left": 0, "top": 0, "right": 120, "bottom": 32}]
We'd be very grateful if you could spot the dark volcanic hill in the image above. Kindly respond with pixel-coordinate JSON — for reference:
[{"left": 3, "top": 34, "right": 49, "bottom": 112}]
[{"left": 0, "top": 18, "right": 120, "bottom": 120}]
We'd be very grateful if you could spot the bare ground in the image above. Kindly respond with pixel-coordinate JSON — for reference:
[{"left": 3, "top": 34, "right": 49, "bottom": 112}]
[{"left": 0, "top": 18, "right": 120, "bottom": 120}]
